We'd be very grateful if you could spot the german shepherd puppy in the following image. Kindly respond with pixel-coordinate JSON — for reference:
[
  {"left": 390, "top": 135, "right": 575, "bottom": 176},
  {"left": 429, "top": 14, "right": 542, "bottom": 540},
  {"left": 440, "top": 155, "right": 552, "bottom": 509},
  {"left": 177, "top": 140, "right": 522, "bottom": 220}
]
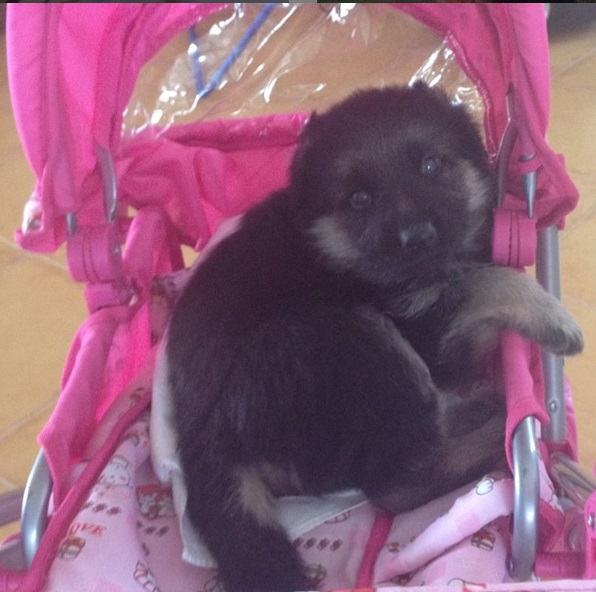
[{"left": 162, "top": 83, "right": 583, "bottom": 592}]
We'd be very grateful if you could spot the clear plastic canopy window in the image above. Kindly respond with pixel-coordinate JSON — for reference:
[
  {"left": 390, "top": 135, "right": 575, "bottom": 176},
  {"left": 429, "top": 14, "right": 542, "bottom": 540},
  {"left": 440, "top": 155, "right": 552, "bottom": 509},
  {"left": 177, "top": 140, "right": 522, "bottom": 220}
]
[{"left": 123, "top": 3, "right": 484, "bottom": 141}]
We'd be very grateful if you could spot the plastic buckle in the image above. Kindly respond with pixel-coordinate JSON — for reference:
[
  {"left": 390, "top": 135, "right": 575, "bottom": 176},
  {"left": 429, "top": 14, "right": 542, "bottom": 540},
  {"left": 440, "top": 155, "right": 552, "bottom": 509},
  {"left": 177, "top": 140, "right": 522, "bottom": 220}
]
[
  {"left": 492, "top": 206, "right": 537, "bottom": 268},
  {"left": 66, "top": 144, "right": 130, "bottom": 311},
  {"left": 67, "top": 223, "right": 122, "bottom": 284},
  {"left": 493, "top": 87, "right": 537, "bottom": 269}
]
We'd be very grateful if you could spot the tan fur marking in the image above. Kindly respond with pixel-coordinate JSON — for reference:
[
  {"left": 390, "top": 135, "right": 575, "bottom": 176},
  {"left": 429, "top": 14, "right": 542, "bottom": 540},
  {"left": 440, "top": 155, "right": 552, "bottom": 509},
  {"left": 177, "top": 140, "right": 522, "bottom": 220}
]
[
  {"left": 235, "top": 466, "right": 277, "bottom": 528},
  {"left": 309, "top": 216, "right": 361, "bottom": 267},
  {"left": 389, "top": 284, "right": 445, "bottom": 319},
  {"left": 460, "top": 161, "right": 492, "bottom": 213},
  {"left": 258, "top": 462, "right": 303, "bottom": 497}
]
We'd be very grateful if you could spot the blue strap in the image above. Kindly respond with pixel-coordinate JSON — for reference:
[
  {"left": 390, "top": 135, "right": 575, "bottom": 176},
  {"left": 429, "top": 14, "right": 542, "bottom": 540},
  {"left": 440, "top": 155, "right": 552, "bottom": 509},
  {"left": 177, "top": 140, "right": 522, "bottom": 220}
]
[{"left": 189, "top": 4, "right": 276, "bottom": 100}]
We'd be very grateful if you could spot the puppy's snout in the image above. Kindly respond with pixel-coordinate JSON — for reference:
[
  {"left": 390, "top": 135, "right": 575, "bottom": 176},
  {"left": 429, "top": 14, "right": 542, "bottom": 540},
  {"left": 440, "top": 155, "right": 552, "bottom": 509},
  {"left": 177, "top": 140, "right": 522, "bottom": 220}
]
[{"left": 398, "top": 222, "right": 438, "bottom": 250}]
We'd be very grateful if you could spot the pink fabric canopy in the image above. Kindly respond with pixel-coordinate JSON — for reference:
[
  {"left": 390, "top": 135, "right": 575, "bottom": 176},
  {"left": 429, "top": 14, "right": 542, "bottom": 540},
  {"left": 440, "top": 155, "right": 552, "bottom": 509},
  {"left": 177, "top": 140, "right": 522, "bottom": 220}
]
[{"left": 7, "top": 3, "right": 578, "bottom": 256}]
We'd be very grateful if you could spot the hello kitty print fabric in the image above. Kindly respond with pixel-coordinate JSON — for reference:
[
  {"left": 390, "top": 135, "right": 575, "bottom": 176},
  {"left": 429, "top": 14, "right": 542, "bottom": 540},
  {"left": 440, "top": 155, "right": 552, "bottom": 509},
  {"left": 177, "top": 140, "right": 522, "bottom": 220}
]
[{"left": 44, "top": 409, "right": 518, "bottom": 592}]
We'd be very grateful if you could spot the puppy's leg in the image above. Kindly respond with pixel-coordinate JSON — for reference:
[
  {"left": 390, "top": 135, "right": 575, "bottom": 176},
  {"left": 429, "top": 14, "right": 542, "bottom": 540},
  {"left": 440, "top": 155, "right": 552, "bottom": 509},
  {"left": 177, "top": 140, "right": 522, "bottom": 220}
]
[
  {"left": 372, "top": 390, "right": 506, "bottom": 513},
  {"left": 439, "top": 390, "right": 507, "bottom": 480},
  {"left": 352, "top": 310, "right": 505, "bottom": 513},
  {"left": 183, "top": 460, "right": 306, "bottom": 592},
  {"left": 440, "top": 266, "right": 583, "bottom": 372}
]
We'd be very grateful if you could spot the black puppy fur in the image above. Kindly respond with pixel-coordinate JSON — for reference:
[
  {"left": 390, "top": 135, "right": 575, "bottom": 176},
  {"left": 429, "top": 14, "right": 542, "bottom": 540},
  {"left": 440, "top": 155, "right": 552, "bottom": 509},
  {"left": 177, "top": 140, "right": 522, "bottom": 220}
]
[{"left": 164, "top": 83, "right": 583, "bottom": 592}]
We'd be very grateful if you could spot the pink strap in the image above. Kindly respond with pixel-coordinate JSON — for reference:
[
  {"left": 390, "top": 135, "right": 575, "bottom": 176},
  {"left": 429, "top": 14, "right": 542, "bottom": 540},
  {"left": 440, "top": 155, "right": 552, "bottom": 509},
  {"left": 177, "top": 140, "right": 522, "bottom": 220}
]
[
  {"left": 501, "top": 332, "right": 548, "bottom": 469},
  {"left": 0, "top": 570, "right": 24, "bottom": 592},
  {"left": 355, "top": 511, "right": 394, "bottom": 588}
]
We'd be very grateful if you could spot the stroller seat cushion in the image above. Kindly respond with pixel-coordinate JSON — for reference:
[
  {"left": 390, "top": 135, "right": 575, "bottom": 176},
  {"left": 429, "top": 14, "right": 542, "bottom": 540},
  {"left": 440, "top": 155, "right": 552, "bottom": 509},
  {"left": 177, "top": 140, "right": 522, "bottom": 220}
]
[{"left": 49, "top": 409, "right": 517, "bottom": 591}]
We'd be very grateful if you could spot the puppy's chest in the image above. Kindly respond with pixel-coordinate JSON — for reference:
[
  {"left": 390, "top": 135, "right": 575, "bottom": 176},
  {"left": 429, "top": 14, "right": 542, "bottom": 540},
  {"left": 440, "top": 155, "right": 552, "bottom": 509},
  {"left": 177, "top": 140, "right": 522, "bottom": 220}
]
[
  {"left": 381, "top": 288, "right": 460, "bottom": 377},
  {"left": 393, "top": 313, "right": 449, "bottom": 370}
]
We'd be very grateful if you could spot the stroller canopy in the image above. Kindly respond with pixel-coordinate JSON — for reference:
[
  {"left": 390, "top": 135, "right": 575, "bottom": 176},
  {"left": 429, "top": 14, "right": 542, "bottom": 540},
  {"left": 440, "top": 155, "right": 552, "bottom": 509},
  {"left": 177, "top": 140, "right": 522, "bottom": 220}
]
[{"left": 7, "top": 3, "right": 578, "bottom": 256}]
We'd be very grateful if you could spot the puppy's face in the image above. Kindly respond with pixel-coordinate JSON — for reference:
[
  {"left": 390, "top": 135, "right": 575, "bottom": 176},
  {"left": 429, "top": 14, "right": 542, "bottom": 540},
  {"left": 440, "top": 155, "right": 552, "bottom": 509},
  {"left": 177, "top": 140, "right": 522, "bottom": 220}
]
[{"left": 291, "top": 83, "right": 495, "bottom": 287}]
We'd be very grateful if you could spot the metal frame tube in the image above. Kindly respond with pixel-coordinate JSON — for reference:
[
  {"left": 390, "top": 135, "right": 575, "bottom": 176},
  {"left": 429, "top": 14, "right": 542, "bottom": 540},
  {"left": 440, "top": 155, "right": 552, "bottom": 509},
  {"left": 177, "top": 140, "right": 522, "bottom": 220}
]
[
  {"left": 536, "top": 226, "right": 567, "bottom": 443},
  {"left": 21, "top": 451, "right": 52, "bottom": 567},
  {"left": 510, "top": 417, "right": 540, "bottom": 580}
]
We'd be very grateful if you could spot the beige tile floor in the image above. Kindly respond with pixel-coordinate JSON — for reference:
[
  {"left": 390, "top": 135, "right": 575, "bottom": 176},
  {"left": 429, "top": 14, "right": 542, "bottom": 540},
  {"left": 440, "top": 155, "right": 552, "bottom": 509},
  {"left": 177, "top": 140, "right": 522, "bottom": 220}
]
[{"left": 0, "top": 14, "right": 595, "bottom": 542}]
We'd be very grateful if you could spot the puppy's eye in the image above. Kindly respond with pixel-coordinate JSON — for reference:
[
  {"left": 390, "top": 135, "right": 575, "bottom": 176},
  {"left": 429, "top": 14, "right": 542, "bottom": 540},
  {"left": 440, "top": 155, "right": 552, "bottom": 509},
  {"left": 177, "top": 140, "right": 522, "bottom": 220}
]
[
  {"left": 420, "top": 154, "right": 441, "bottom": 176},
  {"left": 349, "top": 191, "right": 372, "bottom": 210}
]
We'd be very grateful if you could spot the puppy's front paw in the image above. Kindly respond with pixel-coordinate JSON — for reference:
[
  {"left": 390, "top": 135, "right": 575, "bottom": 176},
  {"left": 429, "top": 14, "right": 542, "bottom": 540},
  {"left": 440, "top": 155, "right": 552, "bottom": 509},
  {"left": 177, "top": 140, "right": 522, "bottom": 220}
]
[{"left": 541, "top": 311, "right": 583, "bottom": 356}]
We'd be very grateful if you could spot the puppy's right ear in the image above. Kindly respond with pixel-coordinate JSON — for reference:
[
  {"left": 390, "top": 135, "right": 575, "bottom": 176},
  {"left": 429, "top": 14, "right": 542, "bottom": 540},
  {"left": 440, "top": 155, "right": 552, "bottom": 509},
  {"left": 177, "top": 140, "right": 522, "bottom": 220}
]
[
  {"left": 307, "top": 112, "right": 319, "bottom": 126},
  {"left": 287, "top": 112, "right": 322, "bottom": 224},
  {"left": 290, "top": 112, "right": 318, "bottom": 187}
]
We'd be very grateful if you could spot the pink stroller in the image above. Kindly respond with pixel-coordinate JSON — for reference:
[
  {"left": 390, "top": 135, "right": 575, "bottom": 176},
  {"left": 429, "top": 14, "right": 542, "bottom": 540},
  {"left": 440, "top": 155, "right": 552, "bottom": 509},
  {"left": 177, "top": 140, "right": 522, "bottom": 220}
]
[{"left": 2, "top": 3, "right": 596, "bottom": 591}]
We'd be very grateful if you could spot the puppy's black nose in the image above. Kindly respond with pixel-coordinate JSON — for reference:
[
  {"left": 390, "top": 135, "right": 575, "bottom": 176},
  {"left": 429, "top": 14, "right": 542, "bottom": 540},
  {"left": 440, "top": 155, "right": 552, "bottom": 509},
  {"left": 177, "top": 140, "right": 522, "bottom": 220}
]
[{"left": 399, "top": 222, "right": 438, "bottom": 250}]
